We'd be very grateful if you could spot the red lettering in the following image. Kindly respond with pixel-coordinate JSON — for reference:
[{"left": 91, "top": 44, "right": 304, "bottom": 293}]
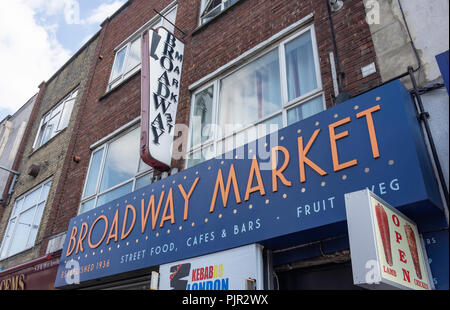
[
  {"left": 395, "top": 231, "right": 402, "bottom": 244},
  {"left": 399, "top": 249, "right": 407, "bottom": 263},
  {"left": 199, "top": 268, "right": 204, "bottom": 280},
  {"left": 414, "top": 279, "right": 429, "bottom": 289},
  {"left": 209, "top": 266, "right": 213, "bottom": 279},
  {"left": 392, "top": 214, "right": 400, "bottom": 227},
  {"left": 383, "top": 265, "right": 397, "bottom": 277},
  {"left": 402, "top": 268, "right": 411, "bottom": 283}
]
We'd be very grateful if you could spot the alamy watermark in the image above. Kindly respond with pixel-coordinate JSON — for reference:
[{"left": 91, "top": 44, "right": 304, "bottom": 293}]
[
  {"left": 171, "top": 120, "right": 280, "bottom": 171},
  {"left": 64, "top": 259, "right": 80, "bottom": 285}
]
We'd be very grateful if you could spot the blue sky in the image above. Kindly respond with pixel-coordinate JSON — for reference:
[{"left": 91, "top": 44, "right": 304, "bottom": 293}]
[{"left": 0, "top": 0, "right": 126, "bottom": 122}]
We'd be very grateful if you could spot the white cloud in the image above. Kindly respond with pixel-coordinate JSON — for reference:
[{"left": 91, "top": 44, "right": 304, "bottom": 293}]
[
  {"left": 83, "top": 1, "right": 125, "bottom": 25},
  {"left": 0, "top": 0, "right": 126, "bottom": 115},
  {"left": 24, "top": 0, "right": 81, "bottom": 24},
  {"left": 23, "top": 0, "right": 126, "bottom": 26},
  {"left": 0, "top": 0, "right": 71, "bottom": 113}
]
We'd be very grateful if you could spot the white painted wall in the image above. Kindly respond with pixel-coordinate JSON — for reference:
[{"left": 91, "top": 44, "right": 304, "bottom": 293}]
[{"left": 400, "top": 0, "right": 449, "bottom": 82}]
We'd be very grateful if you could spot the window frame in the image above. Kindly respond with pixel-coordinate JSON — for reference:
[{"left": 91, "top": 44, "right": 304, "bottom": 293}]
[
  {"left": 0, "top": 178, "right": 52, "bottom": 260},
  {"left": 107, "top": 38, "right": 142, "bottom": 91},
  {"left": 79, "top": 125, "right": 154, "bottom": 215},
  {"left": 32, "top": 88, "right": 79, "bottom": 150},
  {"left": 106, "top": 3, "right": 178, "bottom": 92},
  {"left": 186, "top": 24, "right": 324, "bottom": 168},
  {"left": 199, "top": 0, "right": 240, "bottom": 25}
]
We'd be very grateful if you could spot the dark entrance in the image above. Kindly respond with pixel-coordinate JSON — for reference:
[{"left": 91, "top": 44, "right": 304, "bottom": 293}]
[{"left": 276, "top": 262, "right": 364, "bottom": 290}]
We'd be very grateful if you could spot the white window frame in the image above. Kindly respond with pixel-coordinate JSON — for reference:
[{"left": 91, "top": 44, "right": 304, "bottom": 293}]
[
  {"left": 186, "top": 24, "right": 324, "bottom": 168},
  {"left": 106, "top": 3, "right": 178, "bottom": 92},
  {"left": 0, "top": 178, "right": 52, "bottom": 260},
  {"left": 79, "top": 124, "right": 154, "bottom": 215},
  {"left": 199, "top": 0, "right": 240, "bottom": 25},
  {"left": 33, "top": 88, "right": 79, "bottom": 150},
  {"left": 107, "top": 38, "right": 142, "bottom": 91}
]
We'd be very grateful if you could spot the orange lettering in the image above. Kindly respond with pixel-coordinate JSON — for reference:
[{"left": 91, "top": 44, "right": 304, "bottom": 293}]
[
  {"left": 329, "top": 117, "right": 357, "bottom": 171},
  {"left": 75, "top": 222, "right": 88, "bottom": 254},
  {"left": 107, "top": 209, "right": 119, "bottom": 244},
  {"left": 272, "top": 145, "right": 292, "bottom": 192},
  {"left": 245, "top": 156, "right": 266, "bottom": 201},
  {"left": 66, "top": 225, "right": 78, "bottom": 256},
  {"left": 178, "top": 177, "right": 200, "bottom": 221},
  {"left": 356, "top": 105, "right": 381, "bottom": 158},
  {"left": 19, "top": 274, "right": 25, "bottom": 290},
  {"left": 150, "top": 191, "right": 166, "bottom": 230},
  {"left": 160, "top": 188, "right": 175, "bottom": 228},
  {"left": 210, "top": 164, "right": 241, "bottom": 213},
  {"left": 298, "top": 129, "right": 327, "bottom": 183},
  {"left": 121, "top": 204, "right": 136, "bottom": 240},
  {"left": 88, "top": 215, "right": 108, "bottom": 249}
]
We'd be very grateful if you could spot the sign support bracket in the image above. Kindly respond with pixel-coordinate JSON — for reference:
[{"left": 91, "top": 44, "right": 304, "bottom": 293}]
[{"left": 153, "top": 9, "right": 187, "bottom": 41}]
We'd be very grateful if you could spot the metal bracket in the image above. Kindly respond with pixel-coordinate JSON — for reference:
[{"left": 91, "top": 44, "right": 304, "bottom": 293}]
[
  {"left": 153, "top": 9, "right": 187, "bottom": 40},
  {"left": 418, "top": 111, "right": 430, "bottom": 121}
]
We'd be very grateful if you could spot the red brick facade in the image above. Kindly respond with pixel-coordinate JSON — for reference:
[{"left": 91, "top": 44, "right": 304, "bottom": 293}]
[{"left": 40, "top": 0, "right": 381, "bottom": 253}]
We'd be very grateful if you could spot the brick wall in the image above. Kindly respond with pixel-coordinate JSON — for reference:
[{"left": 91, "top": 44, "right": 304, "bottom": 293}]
[
  {"left": 48, "top": 0, "right": 381, "bottom": 237},
  {"left": 43, "top": 0, "right": 176, "bottom": 241},
  {"left": 0, "top": 37, "right": 98, "bottom": 270}
]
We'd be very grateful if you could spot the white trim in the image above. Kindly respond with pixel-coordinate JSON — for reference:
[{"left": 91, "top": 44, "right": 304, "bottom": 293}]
[
  {"left": 186, "top": 82, "right": 216, "bottom": 152},
  {"left": 80, "top": 124, "right": 154, "bottom": 215},
  {"left": 80, "top": 146, "right": 105, "bottom": 200},
  {"left": 32, "top": 117, "right": 45, "bottom": 149},
  {"left": 90, "top": 116, "right": 141, "bottom": 150},
  {"left": 285, "top": 92, "right": 326, "bottom": 124},
  {"left": 189, "top": 13, "right": 314, "bottom": 91},
  {"left": 107, "top": 2, "right": 178, "bottom": 92},
  {"left": 0, "top": 178, "right": 52, "bottom": 260},
  {"left": 33, "top": 88, "right": 78, "bottom": 150},
  {"left": 281, "top": 25, "right": 322, "bottom": 107},
  {"left": 185, "top": 19, "right": 326, "bottom": 169}
]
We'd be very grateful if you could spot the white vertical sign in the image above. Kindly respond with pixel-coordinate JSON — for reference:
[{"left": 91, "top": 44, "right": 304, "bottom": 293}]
[{"left": 141, "top": 27, "right": 184, "bottom": 170}]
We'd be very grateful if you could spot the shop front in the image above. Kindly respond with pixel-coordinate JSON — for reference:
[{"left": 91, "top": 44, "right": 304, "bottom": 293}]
[
  {"left": 0, "top": 252, "right": 60, "bottom": 290},
  {"left": 53, "top": 79, "right": 448, "bottom": 290}
]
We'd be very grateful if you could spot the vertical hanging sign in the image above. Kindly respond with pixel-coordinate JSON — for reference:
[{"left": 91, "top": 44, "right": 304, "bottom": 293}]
[{"left": 141, "top": 27, "right": 184, "bottom": 171}]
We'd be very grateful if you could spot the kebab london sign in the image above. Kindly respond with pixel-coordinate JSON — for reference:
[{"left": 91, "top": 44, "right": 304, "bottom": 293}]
[
  {"left": 141, "top": 26, "right": 184, "bottom": 170},
  {"left": 54, "top": 80, "right": 442, "bottom": 288}
]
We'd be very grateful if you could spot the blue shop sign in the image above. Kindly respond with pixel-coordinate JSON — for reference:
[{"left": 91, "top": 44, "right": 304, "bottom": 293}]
[
  {"left": 423, "top": 230, "right": 449, "bottom": 290},
  {"left": 436, "top": 50, "right": 449, "bottom": 93},
  {"left": 54, "top": 80, "right": 444, "bottom": 287}
]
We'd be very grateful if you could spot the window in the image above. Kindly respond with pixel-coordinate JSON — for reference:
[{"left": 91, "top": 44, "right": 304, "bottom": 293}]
[
  {"left": 107, "top": 5, "right": 178, "bottom": 91},
  {"left": 33, "top": 88, "right": 78, "bottom": 149},
  {"left": 186, "top": 26, "right": 323, "bottom": 168},
  {"left": 199, "top": 0, "right": 239, "bottom": 25},
  {"left": 0, "top": 179, "right": 52, "bottom": 259},
  {"left": 79, "top": 126, "right": 154, "bottom": 214}
]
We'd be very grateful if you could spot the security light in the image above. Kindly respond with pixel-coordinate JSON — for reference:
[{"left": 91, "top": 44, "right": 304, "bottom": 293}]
[{"left": 330, "top": 0, "right": 344, "bottom": 12}]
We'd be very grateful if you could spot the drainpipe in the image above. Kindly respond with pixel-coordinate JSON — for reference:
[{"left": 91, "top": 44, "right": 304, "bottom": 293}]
[
  {"left": 0, "top": 166, "right": 20, "bottom": 206},
  {"left": 0, "top": 165, "right": 20, "bottom": 194},
  {"left": 325, "top": 0, "right": 351, "bottom": 105},
  {"left": 408, "top": 66, "right": 449, "bottom": 212}
]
